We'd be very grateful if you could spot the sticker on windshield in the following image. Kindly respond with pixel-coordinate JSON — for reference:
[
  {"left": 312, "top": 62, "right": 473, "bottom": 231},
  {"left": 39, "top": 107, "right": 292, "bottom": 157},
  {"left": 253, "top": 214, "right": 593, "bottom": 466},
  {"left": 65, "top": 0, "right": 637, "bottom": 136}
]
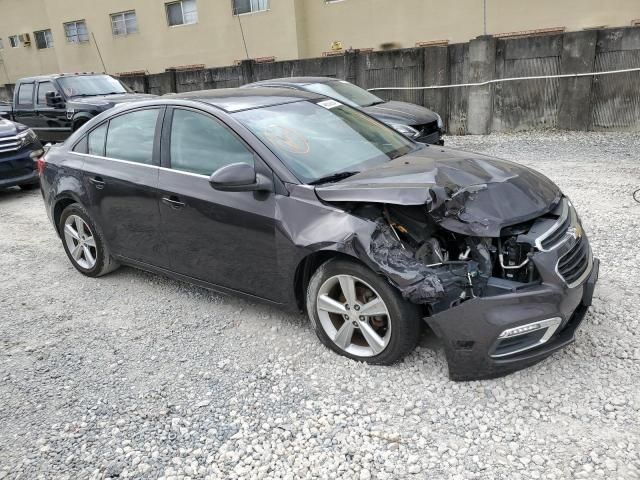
[{"left": 318, "top": 99, "right": 341, "bottom": 109}]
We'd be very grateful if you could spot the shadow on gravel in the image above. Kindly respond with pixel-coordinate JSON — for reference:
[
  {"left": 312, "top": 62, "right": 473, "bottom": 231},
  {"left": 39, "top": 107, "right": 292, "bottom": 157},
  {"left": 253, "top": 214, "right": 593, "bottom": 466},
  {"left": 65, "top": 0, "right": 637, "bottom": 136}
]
[{"left": 0, "top": 186, "right": 37, "bottom": 202}]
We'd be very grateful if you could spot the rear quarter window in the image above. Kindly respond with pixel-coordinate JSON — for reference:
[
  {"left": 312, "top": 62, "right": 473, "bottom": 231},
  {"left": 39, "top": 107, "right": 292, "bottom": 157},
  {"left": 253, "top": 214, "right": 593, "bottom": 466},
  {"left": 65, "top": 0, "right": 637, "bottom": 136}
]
[{"left": 88, "top": 123, "right": 108, "bottom": 156}]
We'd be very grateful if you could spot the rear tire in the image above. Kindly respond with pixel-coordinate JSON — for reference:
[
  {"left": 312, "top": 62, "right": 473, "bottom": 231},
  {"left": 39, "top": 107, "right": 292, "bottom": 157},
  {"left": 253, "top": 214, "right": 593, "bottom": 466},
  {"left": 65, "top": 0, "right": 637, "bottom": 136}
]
[
  {"left": 59, "top": 203, "right": 119, "bottom": 277},
  {"left": 306, "top": 258, "right": 422, "bottom": 365}
]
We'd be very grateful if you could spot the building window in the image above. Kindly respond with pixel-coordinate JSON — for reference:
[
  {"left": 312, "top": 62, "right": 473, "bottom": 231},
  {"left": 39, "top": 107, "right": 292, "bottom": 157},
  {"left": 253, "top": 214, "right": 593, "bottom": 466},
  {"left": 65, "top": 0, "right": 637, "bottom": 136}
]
[
  {"left": 9, "top": 35, "right": 19, "bottom": 48},
  {"left": 34, "top": 29, "right": 54, "bottom": 49},
  {"left": 110, "top": 11, "right": 138, "bottom": 36},
  {"left": 232, "top": 0, "right": 269, "bottom": 15},
  {"left": 64, "top": 20, "right": 89, "bottom": 43},
  {"left": 0, "top": 38, "right": 3, "bottom": 49},
  {"left": 166, "top": 0, "right": 198, "bottom": 26}
]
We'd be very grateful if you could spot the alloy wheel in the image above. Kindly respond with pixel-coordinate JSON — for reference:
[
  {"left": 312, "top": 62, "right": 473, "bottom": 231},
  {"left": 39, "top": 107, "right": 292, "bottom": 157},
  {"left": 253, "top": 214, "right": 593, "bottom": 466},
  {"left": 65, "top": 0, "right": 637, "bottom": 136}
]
[
  {"left": 63, "top": 214, "right": 97, "bottom": 270},
  {"left": 316, "top": 274, "right": 391, "bottom": 357}
]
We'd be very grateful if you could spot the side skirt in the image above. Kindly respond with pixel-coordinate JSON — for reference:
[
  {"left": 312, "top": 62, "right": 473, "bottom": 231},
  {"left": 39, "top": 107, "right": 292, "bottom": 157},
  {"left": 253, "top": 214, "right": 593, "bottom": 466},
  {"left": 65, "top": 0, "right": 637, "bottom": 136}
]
[{"left": 114, "top": 255, "right": 287, "bottom": 308}]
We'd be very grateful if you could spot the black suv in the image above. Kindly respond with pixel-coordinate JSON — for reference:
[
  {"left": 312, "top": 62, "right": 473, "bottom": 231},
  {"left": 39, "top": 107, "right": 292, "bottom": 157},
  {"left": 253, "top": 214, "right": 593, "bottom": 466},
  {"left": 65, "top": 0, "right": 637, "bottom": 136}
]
[
  {"left": 0, "top": 118, "right": 43, "bottom": 190},
  {"left": 8, "top": 73, "right": 154, "bottom": 143}
]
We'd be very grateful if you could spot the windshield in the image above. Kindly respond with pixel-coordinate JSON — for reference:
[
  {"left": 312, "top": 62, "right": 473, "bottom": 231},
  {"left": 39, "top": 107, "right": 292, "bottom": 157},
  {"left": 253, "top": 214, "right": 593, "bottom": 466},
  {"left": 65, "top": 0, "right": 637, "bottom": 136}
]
[
  {"left": 57, "top": 75, "right": 130, "bottom": 98},
  {"left": 304, "top": 81, "right": 385, "bottom": 108},
  {"left": 233, "top": 99, "right": 415, "bottom": 184}
]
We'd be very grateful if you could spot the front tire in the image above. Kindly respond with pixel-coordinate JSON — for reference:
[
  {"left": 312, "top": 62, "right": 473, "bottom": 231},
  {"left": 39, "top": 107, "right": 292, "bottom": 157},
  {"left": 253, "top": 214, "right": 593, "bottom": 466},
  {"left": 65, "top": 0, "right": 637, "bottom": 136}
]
[
  {"left": 59, "top": 203, "right": 119, "bottom": 277},
  {"left": 306, "top": 258, "right": 422, "bottom": 365}
]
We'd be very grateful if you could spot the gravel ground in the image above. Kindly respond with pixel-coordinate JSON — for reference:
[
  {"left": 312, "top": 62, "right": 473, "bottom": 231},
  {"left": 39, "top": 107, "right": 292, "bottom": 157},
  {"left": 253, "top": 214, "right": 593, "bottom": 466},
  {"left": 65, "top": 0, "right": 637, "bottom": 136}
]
[{"left": 1, "top": 131, "right": 639, "bottom": 480}]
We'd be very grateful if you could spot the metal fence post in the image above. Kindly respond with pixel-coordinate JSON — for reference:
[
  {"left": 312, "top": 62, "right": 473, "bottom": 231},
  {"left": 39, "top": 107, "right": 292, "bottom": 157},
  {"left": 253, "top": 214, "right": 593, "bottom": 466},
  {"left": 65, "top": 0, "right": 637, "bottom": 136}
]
[{"left": 467, "top": 36, "right": 496, "bottom": 134}]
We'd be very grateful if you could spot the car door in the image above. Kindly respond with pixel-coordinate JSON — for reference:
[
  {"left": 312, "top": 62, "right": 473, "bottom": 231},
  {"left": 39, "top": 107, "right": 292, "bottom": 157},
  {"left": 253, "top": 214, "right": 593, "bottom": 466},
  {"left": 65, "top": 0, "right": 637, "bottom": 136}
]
[
  {"left": 13, "top": 82, "right": 37, "bottom": 129},
  {"left": 80, "top": 107, "right": 167, "bottom": 266},
  {"left": 34, "top": 80, "right": 71, "bottom": 142},
  {"left": 158, "top": 106, "right": 281, "bottom": 301}
]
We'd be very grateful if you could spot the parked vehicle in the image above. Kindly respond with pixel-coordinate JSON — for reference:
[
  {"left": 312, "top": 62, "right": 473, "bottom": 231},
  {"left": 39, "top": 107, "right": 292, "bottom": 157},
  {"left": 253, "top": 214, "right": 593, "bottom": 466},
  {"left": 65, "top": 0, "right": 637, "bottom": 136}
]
[
  {"left": 0, "top": 101, "right": 11, "bottom": 120},
  {"left": 244, "top": 77, "right": 445, "bottom": 145},
  {"left": 39, "top": 88, "right": 598, "bottom": 380},
  {"left": 0, "top": 118, "right": 43, "bottom": 190},
  {"left": 4, "top": 73, "right": 154, "bottom": 143}
]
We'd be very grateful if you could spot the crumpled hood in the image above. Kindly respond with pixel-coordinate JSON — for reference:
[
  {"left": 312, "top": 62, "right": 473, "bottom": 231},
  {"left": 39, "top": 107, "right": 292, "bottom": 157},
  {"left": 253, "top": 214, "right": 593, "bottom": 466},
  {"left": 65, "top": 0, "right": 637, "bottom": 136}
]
[
  {"left": 67, "top": 93, "right": 156, "bottom": 110},
  {"left": 0, "top": 118, "right": 19, "bottom": 136},
  {"left": 315, "top": 146, "right": 562, "bottom": 237},
  {"left": 363, "top": 100, "right": 439, "bottom": 126}
]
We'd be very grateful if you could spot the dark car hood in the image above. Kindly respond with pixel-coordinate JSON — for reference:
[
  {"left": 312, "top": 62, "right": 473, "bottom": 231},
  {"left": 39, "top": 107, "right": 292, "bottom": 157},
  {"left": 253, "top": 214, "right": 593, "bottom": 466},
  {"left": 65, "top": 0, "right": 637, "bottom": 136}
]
[
  {"left": 67, "top": 93, "right": 156, "bottom": 110},
  {"left": 363, "top": 100, "right": 439, "bottom": 126},
  {"left": 315, "top": 146, "right": 562, "bottom": 237},
  {"left": 0, "top": 118, "right": 19, "bottom": 136}
]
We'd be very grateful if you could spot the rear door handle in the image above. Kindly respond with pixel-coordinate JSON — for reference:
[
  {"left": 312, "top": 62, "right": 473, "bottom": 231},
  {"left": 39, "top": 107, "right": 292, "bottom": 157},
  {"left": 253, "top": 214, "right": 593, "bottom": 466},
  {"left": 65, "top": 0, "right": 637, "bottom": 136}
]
[
  {"left": 162, "top": 196, "right": 186, "bottom": 209},
  {"left": 89, "top": 176, "right": 105, "bottom": 189}
]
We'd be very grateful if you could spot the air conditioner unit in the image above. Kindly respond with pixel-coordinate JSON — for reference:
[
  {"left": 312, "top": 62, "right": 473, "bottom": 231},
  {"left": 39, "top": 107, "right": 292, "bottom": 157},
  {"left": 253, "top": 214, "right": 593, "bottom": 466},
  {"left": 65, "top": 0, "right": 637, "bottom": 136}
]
[{"left": 19, "top": 33, "right": 31, "bottom": 46}]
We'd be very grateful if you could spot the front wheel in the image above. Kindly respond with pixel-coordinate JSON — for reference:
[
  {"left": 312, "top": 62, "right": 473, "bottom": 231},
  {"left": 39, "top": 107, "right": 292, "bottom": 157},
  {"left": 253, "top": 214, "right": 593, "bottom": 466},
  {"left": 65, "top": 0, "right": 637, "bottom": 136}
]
[{"left": 306, "top": 258, "right": 422, "bottom": 365}]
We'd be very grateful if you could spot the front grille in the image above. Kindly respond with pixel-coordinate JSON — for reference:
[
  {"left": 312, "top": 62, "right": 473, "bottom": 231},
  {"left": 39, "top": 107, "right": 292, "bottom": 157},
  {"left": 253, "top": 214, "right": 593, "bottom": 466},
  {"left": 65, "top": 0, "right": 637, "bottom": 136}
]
[
  {"left": 540, "top": 210, "right": 571, "bottom": 250},
  {"left": 0, "top": 135, "right": 21, "bottom": 154},
  {"left": 412, "top": 120, "right": 439, "bottom": 136},
  {"left": 557, "top": 237, "right": 590, "bottom": 286},
  {"left": 534, "top": 199, "right": 571, "bottom": 251}
]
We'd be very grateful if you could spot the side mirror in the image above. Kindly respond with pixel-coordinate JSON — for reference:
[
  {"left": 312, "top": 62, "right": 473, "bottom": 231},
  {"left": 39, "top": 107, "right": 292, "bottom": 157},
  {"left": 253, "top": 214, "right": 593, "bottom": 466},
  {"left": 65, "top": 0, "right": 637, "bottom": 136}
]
[
  {"left": 209, "top": 162, "right": 272, "bottom": 192},
  {"left": 45, "top": 91, "right": 64, "bottom": 107}
]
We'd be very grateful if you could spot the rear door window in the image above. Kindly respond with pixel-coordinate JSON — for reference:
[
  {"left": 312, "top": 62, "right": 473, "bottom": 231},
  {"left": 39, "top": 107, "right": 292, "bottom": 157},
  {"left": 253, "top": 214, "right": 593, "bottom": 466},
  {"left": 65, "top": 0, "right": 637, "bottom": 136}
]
[
  {"left": 17, "top": 83, "right": 34, "bottom": 106},
  {"left": 105, "top": 109, "right": 160, "bottom": 164}
]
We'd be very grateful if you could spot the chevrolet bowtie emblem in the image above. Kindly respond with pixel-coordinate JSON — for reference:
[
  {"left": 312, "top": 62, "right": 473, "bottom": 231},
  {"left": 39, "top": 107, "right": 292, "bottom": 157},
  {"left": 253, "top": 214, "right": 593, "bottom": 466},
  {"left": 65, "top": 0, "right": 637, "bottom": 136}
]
[{"left": 567, "top": 224, "right": 583, "bottom": 240}]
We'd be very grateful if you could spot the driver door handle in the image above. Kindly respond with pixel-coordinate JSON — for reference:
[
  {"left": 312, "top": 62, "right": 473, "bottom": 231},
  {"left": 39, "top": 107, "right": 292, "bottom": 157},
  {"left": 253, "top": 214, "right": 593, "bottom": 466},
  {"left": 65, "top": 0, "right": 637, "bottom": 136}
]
[{"left": 162, "top": 196, "right": 186, "bottom": 209}]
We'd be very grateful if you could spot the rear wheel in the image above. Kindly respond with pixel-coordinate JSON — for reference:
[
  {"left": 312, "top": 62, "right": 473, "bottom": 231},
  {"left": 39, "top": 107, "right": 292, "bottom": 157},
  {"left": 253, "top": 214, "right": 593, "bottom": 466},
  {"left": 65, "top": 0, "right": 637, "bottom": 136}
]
[
  {"left": 59, "top": 203, "right": 119, "bottom": 277},
  {"left": 306, "top": 258, "right": 422, "bottom": 365}
]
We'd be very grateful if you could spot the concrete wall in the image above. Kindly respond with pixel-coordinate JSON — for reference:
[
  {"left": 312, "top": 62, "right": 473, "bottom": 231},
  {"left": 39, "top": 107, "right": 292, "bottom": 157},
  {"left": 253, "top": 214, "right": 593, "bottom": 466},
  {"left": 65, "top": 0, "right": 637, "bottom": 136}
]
[
  {"left": 2, "top": 0, "right": 640, "bottom": 83},
  {"left": 116, "top": 26, "right": 640, "bottom": 134}
]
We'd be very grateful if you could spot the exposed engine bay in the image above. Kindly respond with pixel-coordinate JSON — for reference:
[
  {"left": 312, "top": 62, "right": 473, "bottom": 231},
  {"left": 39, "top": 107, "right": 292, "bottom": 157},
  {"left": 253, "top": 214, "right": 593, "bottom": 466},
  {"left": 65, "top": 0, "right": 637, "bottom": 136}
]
[{"left": 349, "top": 200, "right": 568, "bottom": 314}]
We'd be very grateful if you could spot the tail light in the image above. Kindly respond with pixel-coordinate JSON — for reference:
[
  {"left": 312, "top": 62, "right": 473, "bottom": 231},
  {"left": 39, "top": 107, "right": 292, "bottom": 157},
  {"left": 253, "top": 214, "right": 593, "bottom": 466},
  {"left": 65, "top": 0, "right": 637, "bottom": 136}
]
[{"left": 36, "top": 154, "right": 47, "bottom": 177}]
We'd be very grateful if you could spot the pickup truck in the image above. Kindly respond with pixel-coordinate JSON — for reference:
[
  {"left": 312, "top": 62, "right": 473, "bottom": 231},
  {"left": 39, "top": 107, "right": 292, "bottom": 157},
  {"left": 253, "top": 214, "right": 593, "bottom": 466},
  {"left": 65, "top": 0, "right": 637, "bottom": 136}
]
[{"left": 3, "top": 73, "right": 154, "bottom": 143}]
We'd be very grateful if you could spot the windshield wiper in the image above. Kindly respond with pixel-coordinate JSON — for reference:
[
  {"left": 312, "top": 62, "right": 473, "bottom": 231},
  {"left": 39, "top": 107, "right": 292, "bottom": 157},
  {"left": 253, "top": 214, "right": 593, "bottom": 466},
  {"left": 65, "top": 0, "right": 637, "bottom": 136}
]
[
  {"left": 309, "top": 171, "right": 360, "bottom": 185},
  {"left": 71, "top": 92, "right": 126, "bottom": 98},
  {"left": 362, "top": 100, "right": 385, "bottom": 107}
]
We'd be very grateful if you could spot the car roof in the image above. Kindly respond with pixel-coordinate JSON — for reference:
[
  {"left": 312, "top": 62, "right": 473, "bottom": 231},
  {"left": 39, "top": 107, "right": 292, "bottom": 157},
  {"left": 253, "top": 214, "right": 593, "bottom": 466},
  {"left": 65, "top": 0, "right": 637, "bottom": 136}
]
[
  {"left": 18, "top": 72, "right": 108, "bottom": 83},
  {"left": 165, "top": 87, "right": 324, "bottom": 112},
  {"left": 245, "top": 77, "right": 341, "bottom": 87}
]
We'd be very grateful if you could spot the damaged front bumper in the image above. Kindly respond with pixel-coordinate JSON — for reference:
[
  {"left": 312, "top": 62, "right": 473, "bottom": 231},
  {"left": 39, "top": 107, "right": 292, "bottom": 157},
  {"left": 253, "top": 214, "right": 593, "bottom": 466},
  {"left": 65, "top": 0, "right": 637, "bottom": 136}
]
[{"left": 425, "top": 258, "right": 599, "bottom": 381}]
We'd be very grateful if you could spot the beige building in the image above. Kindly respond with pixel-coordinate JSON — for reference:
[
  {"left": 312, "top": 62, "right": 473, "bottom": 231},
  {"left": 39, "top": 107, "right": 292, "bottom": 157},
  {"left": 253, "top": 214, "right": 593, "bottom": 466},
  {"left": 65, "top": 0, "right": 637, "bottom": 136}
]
[{"left": 1, "top": 0, "right": 640, "bottom": 85}]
